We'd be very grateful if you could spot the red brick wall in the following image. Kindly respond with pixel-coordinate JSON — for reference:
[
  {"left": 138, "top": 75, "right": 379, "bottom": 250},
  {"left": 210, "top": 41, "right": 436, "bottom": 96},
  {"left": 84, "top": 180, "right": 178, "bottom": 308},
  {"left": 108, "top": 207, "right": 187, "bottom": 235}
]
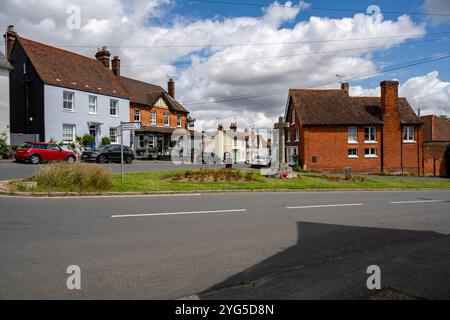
[
  {"left": 400, "top": 125, "right": 423, "bottom": 175},
  {"left": 423, "top": 142, "right": 449, "bottom": 177},
  {"left": 129, "top": 102, "right": 188, "bottom": 129}
]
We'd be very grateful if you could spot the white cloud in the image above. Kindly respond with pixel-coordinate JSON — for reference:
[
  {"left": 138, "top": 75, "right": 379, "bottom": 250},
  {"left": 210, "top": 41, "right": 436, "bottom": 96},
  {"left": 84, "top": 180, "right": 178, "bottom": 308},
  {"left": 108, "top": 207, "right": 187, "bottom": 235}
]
[
  {"left": 0, "top": 1, "right": 429, "bottom": 130},
  {"left": 350, "top": 71, "right": 450, "bottom": 116},
  {"left": 423, "top": 0, "right": 450, "bottom": 25}
]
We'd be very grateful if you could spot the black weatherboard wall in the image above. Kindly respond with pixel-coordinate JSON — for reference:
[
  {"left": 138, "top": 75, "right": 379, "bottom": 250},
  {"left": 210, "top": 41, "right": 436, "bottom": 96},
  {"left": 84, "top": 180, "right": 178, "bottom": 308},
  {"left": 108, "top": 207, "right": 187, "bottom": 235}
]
[{"left": 9, "top": 40, "right": 45, "bottom": 141}]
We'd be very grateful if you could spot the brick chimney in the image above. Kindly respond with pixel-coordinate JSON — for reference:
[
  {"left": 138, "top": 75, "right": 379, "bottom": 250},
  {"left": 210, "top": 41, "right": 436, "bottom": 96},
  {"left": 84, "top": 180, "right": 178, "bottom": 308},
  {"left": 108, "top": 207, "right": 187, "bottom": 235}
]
[
  {"left": 95, "top": 46, "right": 111, "bottom": 69},
  {"left": 230, "top": 122, "right": 237, "bottom": 132},
  {"left": 4, "top": 25, "right": 18, "bottom": 60},
  {"left": 380, "top": 80, "right": 401, "bottom": 172},
  {"left": 218, "top": 124, "right": 224, "bottom": 131},
  {"left": 168, "top": 78, "right": 175, "bottom": 99},
  {"left": 112, "top": 56, "right": 120, "bottom": 78},
  {"left": 341, "top": 83, "right": 349, "bottom": 94}
]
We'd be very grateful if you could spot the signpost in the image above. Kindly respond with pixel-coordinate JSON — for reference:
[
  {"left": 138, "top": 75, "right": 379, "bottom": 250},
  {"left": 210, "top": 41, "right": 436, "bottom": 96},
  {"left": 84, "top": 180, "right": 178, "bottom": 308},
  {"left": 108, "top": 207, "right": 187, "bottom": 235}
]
[{"left": 119, "top": 122, "right": 143, "bottom": 183}]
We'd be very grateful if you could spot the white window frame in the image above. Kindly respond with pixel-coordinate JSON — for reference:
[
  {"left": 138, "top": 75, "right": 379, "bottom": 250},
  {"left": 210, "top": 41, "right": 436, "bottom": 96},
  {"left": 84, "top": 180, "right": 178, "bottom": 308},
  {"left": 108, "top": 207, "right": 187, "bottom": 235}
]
[
  {"left": 291, "top": 109, "right": 296, "bottom": 125},
  {"left": 62, "top": 124, "right": 76, "bottom": 142},
  {"left": 295, "top": 129, "right": 299, "bottom": 142},
  {"left": 110, "top": 128, "right": 118, "bottom": 144},
  {"left": 164, "top": 114, "right": 170, "bottom": 127},
  {"left": 150, "top": 112, "right": 157, "bottom": 125},
  {"left": 348, "top": 148, "right": 358, "bottom": 159},
  {"left": 110, "top": 99, "right": 119, "bottom": 117},
  {"left": 88, "top": 95, "right": 97, "bottom": 114},
  {"left": 134, "top": 108, "right": 140, "bottom": 122},
  {"left": 63, "top": 91, "right": 74, "bottom": 112},
  {"left": 403, "top": 126, "right": 415, "bottom": 143},
  {"left": 364, "top": 148, "right": 378, "bottom": 158},
  {"left": 348, "top": 127, "right": 358, "bottom": 144},
  {"left": 286, "top": 129, "right": 291, "bottom": 143},
  {"left": 177, "top": 114, "right": 182, "bottom": 128},
  {"left": 364, "top": 127, "right": 377, "bottom": 143}
]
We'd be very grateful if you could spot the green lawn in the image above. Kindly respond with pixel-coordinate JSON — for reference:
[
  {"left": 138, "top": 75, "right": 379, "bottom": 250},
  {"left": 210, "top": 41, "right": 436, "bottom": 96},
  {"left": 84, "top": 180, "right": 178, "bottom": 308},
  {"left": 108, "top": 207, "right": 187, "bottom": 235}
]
[{"left": 110, "top": 170, "right": 450, "bottom": 192}]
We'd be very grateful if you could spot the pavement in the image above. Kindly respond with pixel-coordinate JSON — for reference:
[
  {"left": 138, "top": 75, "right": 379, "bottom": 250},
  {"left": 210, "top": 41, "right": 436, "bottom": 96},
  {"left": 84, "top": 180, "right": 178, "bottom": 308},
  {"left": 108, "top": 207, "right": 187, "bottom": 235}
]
[{"left": 0, "top": 190, "right": 449, "bottom": 300}]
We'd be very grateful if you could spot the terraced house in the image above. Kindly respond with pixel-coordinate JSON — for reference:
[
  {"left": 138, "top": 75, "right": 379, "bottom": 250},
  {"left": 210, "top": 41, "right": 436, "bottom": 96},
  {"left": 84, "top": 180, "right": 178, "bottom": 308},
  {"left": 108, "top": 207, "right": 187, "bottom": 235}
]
[
  {"left": 4, "top": 26, "right": 190, "bottom": 153},
  {"left": 284, "top": 81, "right": 424, "bottom": 175}
]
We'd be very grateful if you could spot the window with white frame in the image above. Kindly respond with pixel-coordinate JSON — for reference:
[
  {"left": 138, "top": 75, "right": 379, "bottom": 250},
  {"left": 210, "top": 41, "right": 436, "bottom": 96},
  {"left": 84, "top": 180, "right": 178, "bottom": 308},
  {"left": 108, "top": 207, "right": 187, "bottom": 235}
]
[
  {"left": 348, "top": 149, "right": 358, "bottom": 158},
  {"left": 148, "top": 135, "right": 155, "bottom": 148},
  {"left": 177, "top": 114, "right": 182, "bottom": 128},
  {"left": 63, "top": 91, "right": 74, "bottom": 111},
  {"left": 295, "top": 129, "right": 300, "bottom": 142},
  {"left": 365, "top": 148, "right": 377, "bottom": 158},
  {"left": 403, "top": 126, "right": 415, "bottom": 142},
  {"left": 110, "top": 99, "right": 119, "bottom": 116},
  {"left": 110, "top": 128, "right": 118, "bottom": 143},
  {"left": 134, "top": 108, "right": 140, "bottom": 122},
  {"left": 348, "top": 127, "right": 358, "bottom": 143},
  {"left": 291, "top": 109, "right": 296, "bottom": 124},
  {"left": 62, "top": 124, "right": 76, "bottom": 142},
  {"left": 164, "top": 114, "right": 170, "bottom": 127},
  {"left": 286, "top": 129, "right": 291, "bottom": 142},
  {"left": 88, "top": 95, "right": 97, "bottom": 114},
  {"left": 364, "top": 127, "right": 377, "bottom": 143},
  {"left": 151, "top": 112, "right": 157, "bottom": 125}
]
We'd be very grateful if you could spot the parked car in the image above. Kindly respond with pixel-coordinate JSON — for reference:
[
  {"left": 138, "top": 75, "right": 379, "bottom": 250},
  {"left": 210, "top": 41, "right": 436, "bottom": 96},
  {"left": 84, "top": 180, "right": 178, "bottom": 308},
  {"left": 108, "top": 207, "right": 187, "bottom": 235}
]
[
  {"left": 81, "top": 145, "right": 135, "bottom": 164},
  {"left": 250, "top": 155, "right": 272, "bottom": 168},
  {"left": 14, "top": 142, "right": 78, "bottom": 164}
]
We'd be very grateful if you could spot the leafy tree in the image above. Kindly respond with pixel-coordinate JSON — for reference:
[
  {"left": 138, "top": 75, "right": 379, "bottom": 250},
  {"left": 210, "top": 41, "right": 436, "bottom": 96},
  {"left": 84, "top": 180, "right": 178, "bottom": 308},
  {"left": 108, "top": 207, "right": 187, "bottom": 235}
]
[
  {"left": 0, "top": 139, "right": 11, "bottom": 159},
  {"left": 101, "top": 136, "right": 111, "bottom": 146},
  {"left": 440, "top": 115, "right": 450, "bottom": 123},
  {"left": 81, "top": 134, "right": 95, "bottom": 147}
]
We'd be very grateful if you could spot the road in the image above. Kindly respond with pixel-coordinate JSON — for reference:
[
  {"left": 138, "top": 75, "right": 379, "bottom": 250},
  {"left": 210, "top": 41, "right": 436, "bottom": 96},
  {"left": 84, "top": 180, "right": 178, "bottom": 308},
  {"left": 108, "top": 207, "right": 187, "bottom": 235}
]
[
  {"left": 0, "top": 160, "right": 251, "bottom": 181},
  {"left": 0, "top": 190, "right": 449, "bottom": 300}
]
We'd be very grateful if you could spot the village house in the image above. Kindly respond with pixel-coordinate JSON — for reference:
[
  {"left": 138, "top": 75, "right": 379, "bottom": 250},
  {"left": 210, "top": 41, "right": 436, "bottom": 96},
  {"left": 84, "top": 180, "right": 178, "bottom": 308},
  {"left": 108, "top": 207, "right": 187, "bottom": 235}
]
[
  {"left": 0, "top": 51, "right": 13, "bottom": 144},
  {"left": 284, "top": 81, "right": 423, "bottom": 175},
  {"left": 421, "top": 115, "right": 450, "bottom": 177}
]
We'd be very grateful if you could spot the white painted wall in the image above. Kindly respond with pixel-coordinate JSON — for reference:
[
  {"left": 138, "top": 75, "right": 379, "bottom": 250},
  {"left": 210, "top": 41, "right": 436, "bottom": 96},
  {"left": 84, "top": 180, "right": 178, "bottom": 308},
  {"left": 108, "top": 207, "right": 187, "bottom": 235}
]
[
  {"left": 44, "top": 85, "right": 130, "bottom": 146},
  {"left": 0, "top": 68, "right": 10, "bottom": 144}
]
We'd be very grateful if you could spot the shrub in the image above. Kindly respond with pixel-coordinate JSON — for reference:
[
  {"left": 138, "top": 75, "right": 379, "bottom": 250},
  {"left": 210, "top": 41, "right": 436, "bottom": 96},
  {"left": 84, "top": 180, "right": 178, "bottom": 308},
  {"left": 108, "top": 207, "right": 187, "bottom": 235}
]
[
  {"left": 81, "top": 134, "right": 95, "bottom": 147},
  {"left": 0, "top": 139, "right": 12, "bottom": 159},
  {"left": 167, "top": 169, "right": 257, "bottom": 182},
  {"left": 101, "top": 136, "right": 111, "bottom": 146},
  {"left": 31, "top": 162, "right": 113, "bottom": 192}
]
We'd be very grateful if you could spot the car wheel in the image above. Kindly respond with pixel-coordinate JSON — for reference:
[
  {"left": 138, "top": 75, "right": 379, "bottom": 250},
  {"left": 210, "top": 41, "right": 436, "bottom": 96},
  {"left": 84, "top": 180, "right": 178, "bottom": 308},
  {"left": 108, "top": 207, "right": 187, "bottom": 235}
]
[
  {"left": 66, "top": 156, "right": 76, "bottom": 163},
  {"left": 97, "top": 155, "right": 107, "bottom": 164},
  {"left": 125, "top": 156, "right": 133, "bottom": 164},
  {"left": 29, "top": 155, "right": 40, "bottom": 165}
]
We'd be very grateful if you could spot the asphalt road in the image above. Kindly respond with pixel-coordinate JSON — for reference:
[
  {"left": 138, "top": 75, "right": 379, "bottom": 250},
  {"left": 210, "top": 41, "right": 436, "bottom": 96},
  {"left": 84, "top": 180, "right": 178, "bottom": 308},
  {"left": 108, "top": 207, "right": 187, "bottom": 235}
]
[
  {"left": 0, "top": 190, "right": 449, "bottom": 300},
  {"left": 0, "top": 160, "right": 251, "bottom": 180}
]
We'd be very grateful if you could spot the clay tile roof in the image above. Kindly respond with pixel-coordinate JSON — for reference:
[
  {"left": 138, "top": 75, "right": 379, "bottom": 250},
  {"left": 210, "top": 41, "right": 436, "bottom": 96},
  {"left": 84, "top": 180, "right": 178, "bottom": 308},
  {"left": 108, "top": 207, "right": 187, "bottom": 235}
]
[
  {"left": 421, "top": 115, "right": 450, "bottom": 142},
  {"left": 290, "top": 89, "right": 383, "bottom": 126},
  {"left": 120, "top": 76, "right": 189, "bottom": 113},
  {"left": 290, "top": 89, "right": 422, "bottom": 126},
  {"left": 0, "top": 51, "right": 13, "bottom": 69},
  {"left": 17, "top": 37, "right": 128, "bottom": 99}
]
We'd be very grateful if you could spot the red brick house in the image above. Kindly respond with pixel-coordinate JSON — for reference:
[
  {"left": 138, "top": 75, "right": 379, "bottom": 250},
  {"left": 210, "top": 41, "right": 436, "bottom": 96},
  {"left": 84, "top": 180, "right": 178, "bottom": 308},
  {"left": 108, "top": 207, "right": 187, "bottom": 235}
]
[
  {"left": 421, "top": 115, "right": 450, "bottom": 177},
  {"left": 284, "top": 81, "right": 423, "bottom": 175}
]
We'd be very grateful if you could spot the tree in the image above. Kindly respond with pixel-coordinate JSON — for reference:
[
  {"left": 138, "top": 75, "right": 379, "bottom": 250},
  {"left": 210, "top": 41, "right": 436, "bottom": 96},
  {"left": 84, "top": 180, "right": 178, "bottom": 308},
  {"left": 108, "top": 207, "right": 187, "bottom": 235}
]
[
  {"left": 440, "top": 115, "right": 450, "bottom": 123},
  {"left": 0, "top": 139, "right": 11, "bottom": 159},
  {"left": 101, "top": 136, "right": 111, "bottom": 146},
  {"left": 81, "top": 134, "right": 95, "bottom": 147}
]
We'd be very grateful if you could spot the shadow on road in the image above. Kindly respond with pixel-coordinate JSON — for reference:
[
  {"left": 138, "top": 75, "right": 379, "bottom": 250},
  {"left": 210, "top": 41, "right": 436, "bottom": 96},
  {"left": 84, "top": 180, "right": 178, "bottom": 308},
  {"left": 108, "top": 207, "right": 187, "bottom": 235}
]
[{"left": 197, "top": 222, "right": 450, "bottom": 300}]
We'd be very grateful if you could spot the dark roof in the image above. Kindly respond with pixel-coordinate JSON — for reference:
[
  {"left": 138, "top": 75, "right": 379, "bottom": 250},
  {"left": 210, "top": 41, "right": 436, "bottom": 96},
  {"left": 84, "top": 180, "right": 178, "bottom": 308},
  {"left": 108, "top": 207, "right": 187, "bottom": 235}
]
[
  {"left": 136, "top": 126, "right": 176, "bottom": 134},
  {"left": 17, "top": 37, "right": 128, "bottom": 99},
  {"left": 421, "top": 115, "right": 450, "bottom": 142},
  {"left": 289, "top": 89, "right": 422, "bottom": 126},
  {"left": 0, "top": 51, "right": 13, "bottom": 69},
  {"left": 120, "top": 76, "right": 189, "bottom": 113}
]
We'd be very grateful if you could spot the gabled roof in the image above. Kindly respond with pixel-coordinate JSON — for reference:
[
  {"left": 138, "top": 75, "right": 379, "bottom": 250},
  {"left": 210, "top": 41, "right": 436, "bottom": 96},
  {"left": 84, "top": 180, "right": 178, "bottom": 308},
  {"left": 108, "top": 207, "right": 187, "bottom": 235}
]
[
  {"left": 16, "top": 37, "right": 128, "bottom": 99},
  {"left": 120, "top": 76, "right": 189, "bottom": 113},
  {"left": 0, "top": 51, "right": 13, "bottom": 70},
  {"left": 421, "top": 115, "right": 450, "bottom": 142},
  {"left": 288, "top": 89, "right": 422, "bottom": 126}
]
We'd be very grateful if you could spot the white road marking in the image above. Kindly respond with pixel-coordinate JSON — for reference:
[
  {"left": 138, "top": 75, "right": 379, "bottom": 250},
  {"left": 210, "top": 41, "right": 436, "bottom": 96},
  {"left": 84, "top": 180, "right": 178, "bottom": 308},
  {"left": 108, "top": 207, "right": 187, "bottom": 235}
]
[
  {"left": 111, "top": 209, "right": 247, "bottom": 218},
  {"left": 390, "top": 200, "right": 445, "bottom": 204},
  {"left": 286, "top": 203, "right": 364, "bottom": 209}
]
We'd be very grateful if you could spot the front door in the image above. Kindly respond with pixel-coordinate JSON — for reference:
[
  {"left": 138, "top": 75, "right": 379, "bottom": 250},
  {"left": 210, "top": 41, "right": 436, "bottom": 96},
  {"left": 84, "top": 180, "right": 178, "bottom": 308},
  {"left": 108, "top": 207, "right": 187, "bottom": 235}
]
[{"left": 89, "top": 126, "right": 97, "bottom": 148}]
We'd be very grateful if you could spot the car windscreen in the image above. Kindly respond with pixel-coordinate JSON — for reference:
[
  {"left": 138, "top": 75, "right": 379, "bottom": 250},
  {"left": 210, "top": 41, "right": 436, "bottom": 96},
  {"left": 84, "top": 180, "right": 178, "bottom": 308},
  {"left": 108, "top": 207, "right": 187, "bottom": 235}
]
[{"left": 20, "top": 143, "right": 32, "bottom": 148}]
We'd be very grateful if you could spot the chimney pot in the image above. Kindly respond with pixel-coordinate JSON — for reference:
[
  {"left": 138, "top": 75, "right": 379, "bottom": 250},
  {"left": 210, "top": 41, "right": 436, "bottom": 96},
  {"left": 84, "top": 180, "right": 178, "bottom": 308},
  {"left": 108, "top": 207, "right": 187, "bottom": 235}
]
[
  {"left": 168, "top": 78, "right": 175, "bottom": 99},
  {"left": 112, "top": 56, "right": 121, "bottom": 78},
  {"left": 341, "top": 82, "right": 349, "bottom": 94},
  {"left": 95, "top": 46, "right": 111, "bottom": 69}
]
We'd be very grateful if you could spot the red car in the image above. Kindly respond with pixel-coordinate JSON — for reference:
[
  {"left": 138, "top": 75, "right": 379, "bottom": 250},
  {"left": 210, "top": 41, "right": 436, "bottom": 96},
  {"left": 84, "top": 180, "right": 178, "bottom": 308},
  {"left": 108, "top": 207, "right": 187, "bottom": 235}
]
[{"left": 14, "top": 142, "right": 78, "bottom": 164}]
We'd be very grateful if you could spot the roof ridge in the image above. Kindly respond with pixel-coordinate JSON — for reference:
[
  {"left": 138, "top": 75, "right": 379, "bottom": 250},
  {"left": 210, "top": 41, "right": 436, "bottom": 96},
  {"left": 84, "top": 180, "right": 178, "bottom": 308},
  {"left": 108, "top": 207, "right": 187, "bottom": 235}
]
[{"left": 120, "top": 75, "right": 164, "bottom": 90}]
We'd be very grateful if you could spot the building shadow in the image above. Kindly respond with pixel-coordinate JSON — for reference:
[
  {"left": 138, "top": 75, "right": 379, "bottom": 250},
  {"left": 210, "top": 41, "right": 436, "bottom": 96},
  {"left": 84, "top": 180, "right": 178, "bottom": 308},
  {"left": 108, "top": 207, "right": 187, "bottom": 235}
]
[{"left": 198, "top": 222, "right": 450, "bottom": 300}]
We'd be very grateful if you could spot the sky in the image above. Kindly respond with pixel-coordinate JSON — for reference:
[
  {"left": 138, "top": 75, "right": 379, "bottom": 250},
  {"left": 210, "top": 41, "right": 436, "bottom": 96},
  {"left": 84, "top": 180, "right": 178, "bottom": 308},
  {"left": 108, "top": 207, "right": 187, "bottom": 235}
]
[{"left": 1, "top": 0, "right": 450, "bottom": 130}]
